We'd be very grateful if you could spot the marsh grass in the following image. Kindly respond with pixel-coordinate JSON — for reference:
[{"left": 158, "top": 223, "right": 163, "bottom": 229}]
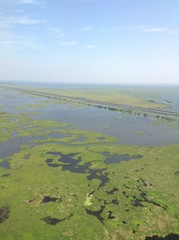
[
  {"left": 0, "top": 87, "right": 179, "bottom": 240},
  {"left": 0, "top": 111, "right": 179, "bottom": 240}
]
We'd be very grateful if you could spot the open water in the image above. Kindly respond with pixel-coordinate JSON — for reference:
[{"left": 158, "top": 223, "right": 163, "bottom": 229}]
[{"left": 0, "top": 86, "right": 179, "bottom": 158}]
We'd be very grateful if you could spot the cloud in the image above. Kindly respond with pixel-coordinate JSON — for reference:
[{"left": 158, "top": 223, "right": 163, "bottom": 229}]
[
  {"left": 72, "top": 0, "right": 95, "bottom": 2},
  {"left": 48, "top": 26, "right": 78, "bottom": 47},
  {"left": 85, "top": 44, "right": 95, "bottom": 48},
  {"left": 49, "top": 27, "right": 66, "bottom": 38},
  {"left": 100, "top": 27, "right": 122, "bottom": 32},
  {"left": 100, "top": 25, "right": 176, "bottom": 34},
  {"left": 16, "top": 16, "right": 46, "bottom": 25},
  {"left": 0, "top": 16, "right": 46, "bottom": 28},
  {"left": 0, "top": 40, "right": 16, "bottom": 45},
  {"left": 18, "top": 0, "right": 45, "bottom": 5},
  {"left": 49, "top": 27, "right": 77, "bottom": 46},
  {"left": 82, "top": 26, "right": 95, "bottom": 32},
  {"left": 169, "top": 29, "right": 179, "bottom": 34},
  {"left": 21, "top": 39, "right": 42, "bottom": 49},
  {"left": 142, "top": 27, "right": 179, "bottom": 34},
  {"left": 59, "top": 41, "right": 77, "bottom": 46},
  {"left": 143, "top": 27, "right": 168, "bottom": 33},
  {"left": 20, "top": 0, "right": 36, "bottom": 3},
  {"left": 17, "top": 0, "right": 47, "bottom": 8},
  {"left": 0, "top": 30, "right": 41, "bottom": 50}
]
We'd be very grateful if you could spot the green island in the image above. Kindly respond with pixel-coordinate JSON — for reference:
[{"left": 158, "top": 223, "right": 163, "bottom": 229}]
[{"left": 0, "top": 86, "right": 179, "bottom": 240}]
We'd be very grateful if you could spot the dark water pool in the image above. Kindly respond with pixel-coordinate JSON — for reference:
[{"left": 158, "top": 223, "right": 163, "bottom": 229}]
[
  {"left": 102, "top": 152, "right": 143, "bottom": 164},
  {"left": 145, "top": 233, "right": 179, "bottom": 240},
  {"left": 46, "top": 151, "right": 109, "bottom": 189}
]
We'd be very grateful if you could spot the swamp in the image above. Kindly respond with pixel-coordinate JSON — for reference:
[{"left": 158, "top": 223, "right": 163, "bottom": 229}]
[{"left": 0, "top": 84, "right": 179, "bottom": 240}]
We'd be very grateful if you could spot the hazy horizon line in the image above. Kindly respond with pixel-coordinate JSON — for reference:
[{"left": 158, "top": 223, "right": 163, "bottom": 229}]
[{"left": 0, "top": 80, "right": 179, "bottom": 86}]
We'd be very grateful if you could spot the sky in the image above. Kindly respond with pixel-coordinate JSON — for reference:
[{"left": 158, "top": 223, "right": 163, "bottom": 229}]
[{"left": 0, "top": 0, "right": 178, "bottom": 84}]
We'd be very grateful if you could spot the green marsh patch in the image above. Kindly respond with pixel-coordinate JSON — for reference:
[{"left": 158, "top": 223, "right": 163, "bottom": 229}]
[
  {"left": 0, "top": 102, "right": 178, "bottom": 239},
  {"left": 0, "top": 141, "right": 179, "bottom": 240}
]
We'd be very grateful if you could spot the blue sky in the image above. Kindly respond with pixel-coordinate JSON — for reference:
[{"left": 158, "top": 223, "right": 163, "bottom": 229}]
[{"left": 0, "top": 0, "right": 178, "bottom": 84}]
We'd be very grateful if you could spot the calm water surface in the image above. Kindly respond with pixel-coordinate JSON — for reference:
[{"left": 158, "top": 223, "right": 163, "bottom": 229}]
[{"left": 0, "top": 88, "right": 179, "bottom": 159}]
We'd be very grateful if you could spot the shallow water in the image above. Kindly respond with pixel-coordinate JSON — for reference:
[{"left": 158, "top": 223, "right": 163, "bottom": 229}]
[
  {"left": 0, "top": 132, "right": 21, "bottom": 159},
  {"left": 33, "top": 103, "right": 179, "bottom": 146},
  {"left": 0, "top": 88, "right": 179, "bottom": 160},
  {"left": 103, "top": 152, "right": 143, "bottom": 164},
  {"left": 0, "top": 132, "right": 45, "bottom": 159}
]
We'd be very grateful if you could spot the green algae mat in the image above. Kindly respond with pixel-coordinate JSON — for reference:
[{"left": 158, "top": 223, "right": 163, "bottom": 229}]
[{"left": 0, "top": 112, "right": 179, "bottom": 240}]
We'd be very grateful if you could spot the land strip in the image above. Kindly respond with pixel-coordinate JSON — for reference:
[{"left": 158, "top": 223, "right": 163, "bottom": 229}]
[{"left": 1, "top": 85, "right": 179, "bottom": 118}]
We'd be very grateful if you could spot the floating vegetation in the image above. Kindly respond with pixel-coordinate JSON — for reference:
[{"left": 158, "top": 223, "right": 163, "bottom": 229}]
[{"left": 135, "top": 131, "right": 144, "bottom": 135}]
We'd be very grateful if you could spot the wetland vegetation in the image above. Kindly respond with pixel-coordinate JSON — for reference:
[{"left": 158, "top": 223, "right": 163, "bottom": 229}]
[{"left": 0, "top": 84, "right": 179, "bottom": 240}]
